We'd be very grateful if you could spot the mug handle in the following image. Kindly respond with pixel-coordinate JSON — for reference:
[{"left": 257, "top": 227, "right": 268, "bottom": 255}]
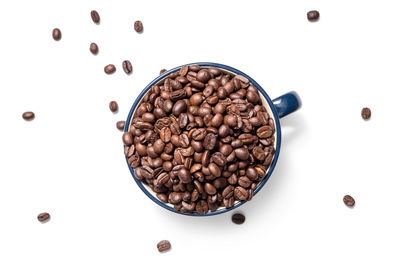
[{"left": 272, "top": 91, "right": 302, "bottom": 118}]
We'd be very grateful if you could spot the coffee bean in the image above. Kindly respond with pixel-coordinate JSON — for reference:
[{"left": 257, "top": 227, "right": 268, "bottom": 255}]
[
  {"left": 125, "top": 65, "right": 276, "bottom": 213},
  {"left": 109, "top": 101, "right": 118, "bottom": 113},
  {"left": 343, "top": 195, "right": 355, "bottom": 207},
  {"left": 157, "top": 240, "right": 171, "bottom": 252},
  {"left": 52, "top": 28, "right": 61, "bottom": 41},
  {"left": 307, "top": 10, "right": 320, "bottom": 22},
  {"left": 90, "top": 43, "right": 98, "bottom": 54},
  {"left": 91, "top": 10, "right": 100, "bottom": 23},
  {"left": 160, "top": 69, "right": 167, "bottom": 75},
  {"left": 361, "top": 107, "right": 371, "bottom": 120},
  {"left": 37, "top": 212, "right": 50, "bottom": 222},
  {"left": 104, "top": 64, "right": 116, "bottom": 74},
  {"left": 231, "top": 213, "right": 245, "bottom": 224},
  {"left": 116, "top": 121, "right": 125, "bottom": 131},
  {"left": 122, "top": 60, "right": 133, "bottom": 74},
  {"left": 134, "top": 20, "right": 143, "bottom": 33},
  {"left": 22, "top": 111, "right": 35, "bottom": 121}
]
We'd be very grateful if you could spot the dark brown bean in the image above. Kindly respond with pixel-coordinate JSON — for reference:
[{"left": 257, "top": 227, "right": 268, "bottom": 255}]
[
  {"left": 37, "top": 212, "right": 50, "bottom": 222},
  {"left": 90, "top": 43, "right": 98, "bottom": 54},
  {"left": 90, "top": 10, "right": 100, "bottom": 23},
  {"left": 231, "top": 213, "right": 245, "bottom": 224},
  {"left": 22, "top": 111, "right": 35, "bottom": 121},
  {"left": 361, "top": 107, "right": 371, "bottom": 120},
  {"left": 104, "top": 64, "right": 116, "bottom": 74},
  {"left": 52, "top": 28, "right": 61, "bottom": 41},
  {"left": 157, "top": 240, "right": 171, "bottom": 252},
  {"left": 343, "top": 195, "right": 355, "bottom": 207},
  {"left": 116, "top": 121, "right": 125, "bottom": 131},
  {"left": 134, "top": 20, "right": 143, "bottom": 33},
  {"left": 307, "top": 10, "right": 320, "bottom": 22},
  {"left": 122, "top": 60, "right": 133, "bottom": 74},
  {"left": 109, "top": 101, "right": 118, "bottom": 113}
]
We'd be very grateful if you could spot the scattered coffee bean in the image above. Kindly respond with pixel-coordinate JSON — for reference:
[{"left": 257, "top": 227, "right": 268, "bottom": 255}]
[
  {"left": 160, "top": 69, "right": 167, "bottom": 75},
  {"left": 104, "top": 64, "right": 116, "bottom": 74},
  {"left": 307, "top": 10, "right": 320, "bottom": 22},
  {"left": 90, "top": 10, "right": 100, "bottom": 24},
  {"left": 52, "top": 28, "right": 61, "bottom": 41},
  {"left": 134, "top": 20, "right": 143, "bottom": 33},
  {"left": 109, "top": 101, "right": 118, "bottom": 113},
  {"left": 37, "top": 212, "right": 50, "bottom": 222},
  {"left": 157, "top": 240, "right": 171, "bottom": 252},
  {"left": 90, "top": 43, "right": 98, "bottom": 54},
  {"left": 124, "top": 65, "right": 276, "bottom": 214},
  {"left": 116, "top": 121, "right": 125, "bottom": 131},
  {"left": 361, "top": 107, "right": 371, "bottom": 120},
  {"left": 22, "top": 111, "right": 35, "bottom": 121},
  {"left": 232, "top": 213, "right": 245, "bottom": 224},
  {"left": 343, "top": 195, "right": 355, "bottom": 207},
  {"left": 122, "top": 60, "right": 133, "bottom": 74}
]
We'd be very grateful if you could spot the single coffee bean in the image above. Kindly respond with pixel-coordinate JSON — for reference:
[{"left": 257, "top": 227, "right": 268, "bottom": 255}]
[
  {"left": 343, "top": 195, "right": 355, "bottom": 207},
  {"left": 52, "top": 28, "right": 61, "bottom": 41},
  {"left": 231, "top": 213, "right": 245, "bottom": 224},
  {"left": 90, "top": 10, "right": 100, "bottom": 23},
  {"left": 157, "top": 240, "right": 171, "bottom": 252},
  {"left": 196, "top": 200, "right": 209, "bottom": 214},
  {"left": 122, "top": 132, "right": 134, "bottom": 145},
  {"left": 134, "top": 20, "right": 143, "bottom": 33},
  {"left": 116, "top": 121, "right": 125, "bottom": 131},
  {"left": 361, "top": 107, "right": 371, "bottom": 120},
  {"left": 90, "top": 43, "right": 98, "bottom": 54},
  {"left": 37, "top": 212, "right": 50, "bottom": 222},
  {"left": 204, "top": 183, "right": 217, "bottom": 195},
  {"left": 22, "top": 111, "right": 35, "bottom": 121},
  {"left": 109, "top": 101, "right": 118, "bottom": 113},
  {"left": 160, "top": 69, "right": 167, "bottom": 75},
  {"left": 234, "top": 186, "right": 248, "bottom": 200},
  {"left": 104, "top": 64, "right": 116, "bottom": 74},
  {"left": 307, "top": 10, "right": 320, "bottom": 22},
  {"left": 122, "top": 60, "right": 133, "bottom": 74}
]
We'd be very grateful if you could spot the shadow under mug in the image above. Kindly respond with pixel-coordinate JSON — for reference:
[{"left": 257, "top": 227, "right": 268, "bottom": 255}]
[{"left": 125, "top": 62, "right": 301, "bottom": 216}]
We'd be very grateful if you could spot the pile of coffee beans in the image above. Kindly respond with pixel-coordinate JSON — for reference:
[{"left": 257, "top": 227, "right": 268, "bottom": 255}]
[{"left": 122, "top": 65, "right": 276, "bottom": 214}]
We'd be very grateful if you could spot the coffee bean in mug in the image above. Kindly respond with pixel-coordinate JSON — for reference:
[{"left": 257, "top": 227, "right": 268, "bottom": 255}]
[
  {"left": 104, "top": 64, "right": 116, "bottom": 74},
  {"left": 52, "top": 28, "right": 61, "bottom": 41},
  {"left": 160, "top": 69, "right": 167, "bottom": 75},
  {"left": 37, "top": 212, "right": 50, "bottom": 223},
  {"left": 231, "top": 213, "right": 245, "bottom": 224},
  {"left": 122, "top": 60, "right": 132, "bottom": 74},
  {"left": 90, "top": 43, "right": 98, "bottom": 55},
  {"left": 134, "top": 20, "right": 143, "bottom": 33},
  {"left": 90, "top": 10, "right": 100, "bottom": 24},
  {"left": 124, "top": 65, "right": 276, "bottom": 214},
  {"left": 157, "top": 240, "right": 171, "bottom": 252},
  {"left": 22, "top": 111, "right": 35, "bottom": 121},
  {"left": 343, "top": 195, "right": 355, "bottom": 207},
  {"left": 307, "top": 10, "right": 320, "bottom": 22},
  {"left": 109, "top": 101, "right": 118, "bottom": 113},
  {"left": 361, "top": 107, "right": 371, "bottom": 120}
]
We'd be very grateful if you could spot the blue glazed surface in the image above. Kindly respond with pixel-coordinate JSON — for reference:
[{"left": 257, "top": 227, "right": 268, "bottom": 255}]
[
  {"left": 272, "top": 91, "right": 302, "bottom": 118},
  {"left": 124, "top": 62, "right": 298, "bottom": 216}
]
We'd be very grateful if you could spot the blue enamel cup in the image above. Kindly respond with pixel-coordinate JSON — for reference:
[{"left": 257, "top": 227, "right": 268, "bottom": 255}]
[{"left": 125, "top": 62, "right": 301, "bottom": 216}]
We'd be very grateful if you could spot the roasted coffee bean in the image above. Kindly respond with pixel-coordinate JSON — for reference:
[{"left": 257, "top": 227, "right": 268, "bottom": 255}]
[
  {"left": 196, "top": 200, "right": 208, "bottom": 214},
  {"left": 122, "top": 132, "right": 134, "bottom": 145},
  {"left": 361, "top": 107, "right": 371, "bottom": 120},
  {"left": 256, "top": 126, "right": 273, "bottom": 138},
  {"left": 22, "top": 111, "right": 35, "bottom": 121},
  {"left": 235, "top": 147, "right": 249, "bottom": 160},
  {"left": 122, "top": 60, "right": 133, "bottom": 74},
  {"left": 213, "top": 177, "right": 228, "bottom": 189},
  {"left": 343, "top": 195, "right": 355, "bottom": 207},
  {"left": 307, "top": 10, "right": 320, "bottom": 22},
  {"left": 234, "top": 186, "right": 248, "bottom": 200},
  {"left": 157, "top": 240, "right": 171, "bottom": 252},
  {"left": 91, "top": 10, "right": 100, "bottom": 23},
  {"left": 37, "top": 212, "right": 50, "bottom": 222},
  {"left": 109, "top": 101, "right": 118, "bottom": 113},
  {"left": 116, "top": 121, "right": 126, "bottom": 131},
  {"left": 172, "top": 100, "right": 187, "bottom": 116},
  {"left": 157, "top": 193, "right": 168, "bottom": 203},
  {"left": 203, "top": 133, "right": 217, "bottom": 150},
  {"left": 178, "top": 168, "right": 191, "bottom": 183},
  {"left": 211, "top": 152, "right": 227, "bottom": 166},
  {"left": 160, "top": 69, "right": 167, "bottom": 75},
  {"left": 52, "top": 28, "right": 61, "bottom": 41},
  {"left": 223, "top": 196, "right": 235, "bottom": 208},
  {"left": 104, "top": 64, "right": 116, "bottom": 74},
  {"left": 134, "top": 20, "right": 143, "bottom": 33},
  {"left": 238, "top": 176, "right": 252, "bottom": 188},
  {"left": 222, "top": 185, "right": 234, "bottom": 199},
  {"left": 204, "top": 183, "right": 217, "bottom": 195},
  {"left": 231, "top": 213, "right": 245, "bottom": 224},
  {"left": 90, "top": 42, "right": 98, "bottom": 54}
]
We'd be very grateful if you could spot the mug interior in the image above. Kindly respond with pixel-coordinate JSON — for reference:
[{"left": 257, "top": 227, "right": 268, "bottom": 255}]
[{"left": 125, "top": 63, "right": 281, "bottom": 216}]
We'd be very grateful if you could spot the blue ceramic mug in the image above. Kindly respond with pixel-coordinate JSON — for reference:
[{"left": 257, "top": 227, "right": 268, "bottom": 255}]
[{"left": 125, "top": 62, "right": 301, "bottom": 216}]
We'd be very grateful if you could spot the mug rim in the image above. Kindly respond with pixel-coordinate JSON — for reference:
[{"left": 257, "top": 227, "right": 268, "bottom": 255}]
[{"left": 125, "top": 62, "right": 282, "bottom": 216}]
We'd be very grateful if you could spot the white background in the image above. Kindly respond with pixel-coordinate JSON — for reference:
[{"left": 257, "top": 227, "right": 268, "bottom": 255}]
[{"left": 0, "top": 0, "right": 399, "bottom": 266}]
